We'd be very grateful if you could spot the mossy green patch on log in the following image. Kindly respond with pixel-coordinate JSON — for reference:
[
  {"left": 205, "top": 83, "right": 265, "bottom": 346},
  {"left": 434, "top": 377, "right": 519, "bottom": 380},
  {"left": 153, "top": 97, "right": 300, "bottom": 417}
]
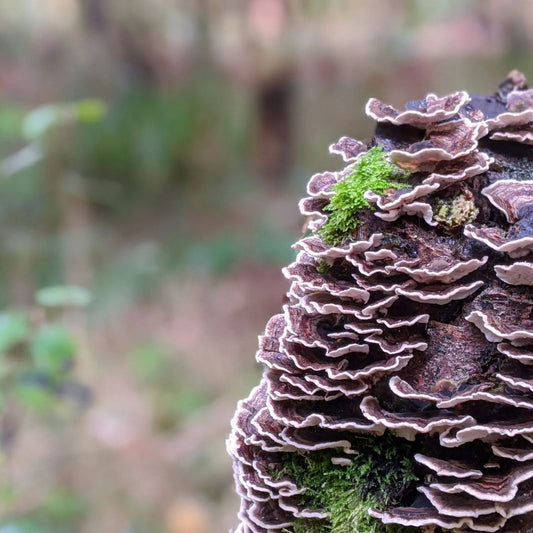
[
  {"left": 319, "top": 147, "right": 408, "bottom": 246},
  {"left": 276, "top": 433, "right": 419, "bottom": 533}
]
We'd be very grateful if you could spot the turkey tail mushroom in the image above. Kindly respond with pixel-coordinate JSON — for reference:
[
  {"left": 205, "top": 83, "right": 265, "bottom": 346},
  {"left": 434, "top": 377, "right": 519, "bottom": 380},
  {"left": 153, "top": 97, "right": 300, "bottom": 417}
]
[{"left": 228, "top": 71, "right": 533, "bottom": 532}]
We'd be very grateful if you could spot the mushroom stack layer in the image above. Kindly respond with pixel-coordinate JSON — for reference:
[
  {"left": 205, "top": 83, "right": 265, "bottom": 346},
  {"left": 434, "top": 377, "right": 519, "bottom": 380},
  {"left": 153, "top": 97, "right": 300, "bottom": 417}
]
[{"left": 228, "top": 72, "right": 533, "bottom": 532}]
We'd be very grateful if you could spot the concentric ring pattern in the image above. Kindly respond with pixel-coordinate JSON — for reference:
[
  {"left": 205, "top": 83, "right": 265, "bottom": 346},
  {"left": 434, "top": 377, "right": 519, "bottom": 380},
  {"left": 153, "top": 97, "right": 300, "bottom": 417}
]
[{"left": 227, "top": 71, "right": 533, "bottom": 533}]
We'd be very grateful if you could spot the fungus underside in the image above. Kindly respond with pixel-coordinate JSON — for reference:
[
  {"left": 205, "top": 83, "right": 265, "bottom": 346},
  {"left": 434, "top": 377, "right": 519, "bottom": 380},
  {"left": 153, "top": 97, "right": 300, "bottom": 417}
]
[
  {"left": 319, "top": 146, "right": 408, "bottom": 246},
  {"left": 275, "top": 432, "right": 419, "bottom": 533}
]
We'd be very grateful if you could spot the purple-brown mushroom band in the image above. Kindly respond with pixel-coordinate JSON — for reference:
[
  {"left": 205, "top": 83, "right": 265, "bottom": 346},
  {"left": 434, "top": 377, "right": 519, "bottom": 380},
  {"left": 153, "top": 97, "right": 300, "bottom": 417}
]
[{"left": 227, "top": 71, "right": 533, "bottom": 532}]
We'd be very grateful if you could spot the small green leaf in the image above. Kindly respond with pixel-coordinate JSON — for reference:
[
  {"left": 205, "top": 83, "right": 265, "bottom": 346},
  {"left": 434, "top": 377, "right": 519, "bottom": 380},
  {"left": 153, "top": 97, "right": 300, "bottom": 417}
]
[
  {"left": 36, "top": 286, "right": 91, "bottom": 308},
  {"left": 22, "top": 99, "right": 107, "bottom": 140},
  {"left": 31, "top": 325, "right": 76, "bottom": 376},
  {"left": 0, "top": 313, "right": 28, "bottom": 353},
  {"left": 74, "top": 99, "right": 107, "bottom": 123},
  {"left": 22, "top": 104, "right": 66, "bottom": 140},
  {"left": 0, "top": 143, "right": 44, "bottom": 176}
]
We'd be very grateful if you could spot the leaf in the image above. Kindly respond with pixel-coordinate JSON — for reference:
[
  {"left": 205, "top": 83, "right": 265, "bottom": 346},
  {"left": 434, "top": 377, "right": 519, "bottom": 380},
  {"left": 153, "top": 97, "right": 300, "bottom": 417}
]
[
  {"left": 0, "top": 143, "right": 43, "bottom": 176},
  {"left": 0, "top": 313, "right": 28, "bottom": 353},
  {"left": 22, "top": 104, "right": 66, "bottom": 140},
  {"left": 74, "top": 99, "right": 107, "bottom": 123},
  {"left": 22, "top": 100, "right": 107, "bottom": 140},
  {"left": 36, "top": 286, "right": 91, "bottom": 308},
  {"left": 31, "top": 325, "right": 76, "bottom": 376}
]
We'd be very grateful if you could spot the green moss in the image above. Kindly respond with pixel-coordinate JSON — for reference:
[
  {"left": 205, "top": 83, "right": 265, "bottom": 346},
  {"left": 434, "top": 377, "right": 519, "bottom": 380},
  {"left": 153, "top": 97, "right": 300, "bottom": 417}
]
[
  {"left": 315, "top": 258, "right": 332, "bottom": 275},
  {"left": 319, "top": 147, "right": 408, "bottom": 246},
  {"left": 275, "top": 433, "right": 419, "bottom": 533},
  {"left": 289, "top": 519, "right": 325, "bottom": 533}
]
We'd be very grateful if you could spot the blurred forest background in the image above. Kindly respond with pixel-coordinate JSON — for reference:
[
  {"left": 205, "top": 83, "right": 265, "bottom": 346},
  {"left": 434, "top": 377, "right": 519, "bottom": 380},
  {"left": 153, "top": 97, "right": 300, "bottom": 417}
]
[{"left": 0, "top": 1, "right": 531, "bottom": 532}]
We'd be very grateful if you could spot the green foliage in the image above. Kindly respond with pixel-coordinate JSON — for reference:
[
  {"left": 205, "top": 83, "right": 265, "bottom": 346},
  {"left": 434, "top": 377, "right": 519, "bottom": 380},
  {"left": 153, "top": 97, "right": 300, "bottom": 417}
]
[
  {"left": 0, "top": 313, "right": 28, "bottom": 353},
  {"left": 0, "top": 99, "right": 106, "bottom": 311},
  {"left": 0, "top": 294, "right": 88, "bottom": 528},
  {"left": 0, "top": 288, "right": 88, "bottom": 416},
  {"left": 36, "top": 286, "right": 91, "bottom": 308},
  {"left": 276, "top": 432, "right": 418, "bottom": 533},
  {"left": 31, "top": 325, "right": 76, "bottom": 378},
  {"left": 74, "top": 79, "right": 252, "bottom": 206},
  {"left": 0, "top": 103, "right": 26, "bottom": 141},
  {"left": 42, "top": 489, "right": 86, "bottom": 519},
  {"left": 0, "top": 298, "right": 88, "bottom": 531},
  {"left": 315, "top": 259, "right": 331, "bottom": 275},
  {"left": 22, "top": 100, "right": 107, "bottom": 141},
  {"left": 14, "top": 383, "right": 58, "bottom": 413},
  {"left": 0, "top": 488, "right": 86, "bottom": 533},
  {"left": 319, "top": 147, "right": 407, "bottom": 246}
]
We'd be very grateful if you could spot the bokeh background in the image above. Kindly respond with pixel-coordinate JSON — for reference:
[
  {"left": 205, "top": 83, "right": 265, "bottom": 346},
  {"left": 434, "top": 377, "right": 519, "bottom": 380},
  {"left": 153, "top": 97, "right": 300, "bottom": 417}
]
[{"left": 0, "top": 1, "right": 531, "bottom": 532}]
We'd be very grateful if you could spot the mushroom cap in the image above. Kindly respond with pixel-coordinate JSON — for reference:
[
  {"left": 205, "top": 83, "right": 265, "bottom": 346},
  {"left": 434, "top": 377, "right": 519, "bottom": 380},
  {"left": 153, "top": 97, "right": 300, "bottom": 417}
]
[
  {"left": 481, "top": 179, "right": 533, "bottom": 224},
  {"left": 365, "top": 91, "right": 471, "bottom": 128}
]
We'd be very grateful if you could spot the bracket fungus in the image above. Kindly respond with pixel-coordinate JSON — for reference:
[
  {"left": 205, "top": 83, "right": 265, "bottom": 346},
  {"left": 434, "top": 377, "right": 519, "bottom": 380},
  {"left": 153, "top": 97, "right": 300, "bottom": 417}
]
[{"left": 227, "top": 71, "right": 533, "bottom": 532}]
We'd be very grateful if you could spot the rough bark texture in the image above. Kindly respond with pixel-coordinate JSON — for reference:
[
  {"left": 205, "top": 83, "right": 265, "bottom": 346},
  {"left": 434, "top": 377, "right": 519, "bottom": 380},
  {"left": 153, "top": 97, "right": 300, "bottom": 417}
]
[{"left": 228, "top": 72, "right": 533, "bottom": 532}]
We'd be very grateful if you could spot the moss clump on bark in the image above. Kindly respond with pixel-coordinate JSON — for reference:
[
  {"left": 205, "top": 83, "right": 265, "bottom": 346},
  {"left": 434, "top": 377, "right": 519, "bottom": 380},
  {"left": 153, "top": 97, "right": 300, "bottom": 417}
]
[
  {"left": 276, "top": 433, "right": 419, "bottom": 533},
  {"left": 319, "top": 147, "right": 407, "bottom": 246}
]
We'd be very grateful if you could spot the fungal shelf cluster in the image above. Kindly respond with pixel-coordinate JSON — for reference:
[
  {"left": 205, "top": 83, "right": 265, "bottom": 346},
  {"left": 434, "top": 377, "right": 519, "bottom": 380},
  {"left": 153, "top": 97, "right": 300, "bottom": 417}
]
[{"left": 228, "top": 71, "right": 533, "bottom": 532}]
